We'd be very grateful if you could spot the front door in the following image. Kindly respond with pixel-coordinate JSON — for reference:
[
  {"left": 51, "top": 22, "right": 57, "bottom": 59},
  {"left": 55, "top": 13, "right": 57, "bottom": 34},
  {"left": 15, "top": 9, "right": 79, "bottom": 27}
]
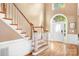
[{"left": 52, "top": 22, "right": 65, "bottom": 41}]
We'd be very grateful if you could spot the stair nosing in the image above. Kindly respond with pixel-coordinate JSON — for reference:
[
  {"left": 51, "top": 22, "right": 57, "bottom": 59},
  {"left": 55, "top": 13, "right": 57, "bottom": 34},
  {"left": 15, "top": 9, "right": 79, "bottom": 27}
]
[
  {"left": 16, "top": 28, "right": 22, "bottom": 30},
  {"left": 10, "top": 24, "right": 18, "bottom": 25},
  {"left": 21, "top": 32, "right": 26, "bottom": 34},
  {"left": 25, "top": 35, "right": 29, "bottom": 37},
  {"left": 3, "top": 18, "right": 13, "bottom": 20},
  {"left": 0, "top": 11, "right": 6, "bottom": 14}
]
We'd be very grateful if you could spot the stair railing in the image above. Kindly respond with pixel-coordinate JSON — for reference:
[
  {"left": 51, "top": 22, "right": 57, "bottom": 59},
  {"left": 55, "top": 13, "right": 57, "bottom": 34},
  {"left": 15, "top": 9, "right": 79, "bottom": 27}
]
[
  {"left": 32, "top": 26, "right": 48, "bottom": 52},
  {"left": 1, "top": 3, "right": 34, "bottom": 39}
]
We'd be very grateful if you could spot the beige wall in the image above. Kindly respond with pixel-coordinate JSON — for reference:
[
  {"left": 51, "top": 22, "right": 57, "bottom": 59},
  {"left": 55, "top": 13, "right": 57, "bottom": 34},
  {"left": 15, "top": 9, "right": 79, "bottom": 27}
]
[
  {"left": 45, "top": 3, "right": 77, "bottom": 34},
  {"left": 16, "top": 3, "right": 44, "bottom": 26},
  {"left": 0, "top": 20, "right": 21, "bottom": 42}
]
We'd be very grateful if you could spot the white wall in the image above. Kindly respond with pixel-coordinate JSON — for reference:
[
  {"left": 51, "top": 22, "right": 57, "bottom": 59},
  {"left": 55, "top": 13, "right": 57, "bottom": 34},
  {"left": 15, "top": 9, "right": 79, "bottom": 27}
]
[{"left": 0, "top": 38, "right": 32, "bottom": 56}]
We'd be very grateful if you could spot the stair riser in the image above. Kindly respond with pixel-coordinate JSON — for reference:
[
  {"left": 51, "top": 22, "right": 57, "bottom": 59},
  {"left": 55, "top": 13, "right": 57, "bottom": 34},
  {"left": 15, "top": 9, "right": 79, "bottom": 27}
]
[
  {"left": 10, "top": 25, "right": 17, "bottom": 29},
  {"left": 2, "top": 19, "right": 12, "bottom": 24},
  {"left": 0, "top": 13, "right": 5, "bottom": 19},
  {"left": 21, "top": 34, "right": 27, "bottom": 37},
  {"left": 16, "top": 30, "right": 22, "bottom": 33}
]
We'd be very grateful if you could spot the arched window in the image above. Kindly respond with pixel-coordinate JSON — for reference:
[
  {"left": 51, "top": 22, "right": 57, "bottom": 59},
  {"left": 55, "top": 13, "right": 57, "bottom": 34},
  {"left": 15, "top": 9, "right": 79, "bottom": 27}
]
[
  {"left": 52, "top": 3, "right": 65, "bottom": 10},
  {"left": 54, "top": 15, "right": 65, "bottom": 22}
]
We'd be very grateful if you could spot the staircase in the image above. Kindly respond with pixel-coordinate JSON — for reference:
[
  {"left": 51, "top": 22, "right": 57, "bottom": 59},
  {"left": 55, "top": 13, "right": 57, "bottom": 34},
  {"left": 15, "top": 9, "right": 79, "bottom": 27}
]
[
  {"left": 32, "top": 26, "right": 49, "bottom": 56},
  {"left": 0, "top": 3, "right": 33, "bottom": 39},
  {"left": 0, "top": 3, "right": 49, "bottom": 56}
]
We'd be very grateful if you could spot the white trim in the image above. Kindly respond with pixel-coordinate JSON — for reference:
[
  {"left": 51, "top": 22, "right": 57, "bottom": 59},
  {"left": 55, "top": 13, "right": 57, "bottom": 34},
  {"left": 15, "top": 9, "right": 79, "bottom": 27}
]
[{"left": 50, "top": 14, "right": 67, "bottom": 24}]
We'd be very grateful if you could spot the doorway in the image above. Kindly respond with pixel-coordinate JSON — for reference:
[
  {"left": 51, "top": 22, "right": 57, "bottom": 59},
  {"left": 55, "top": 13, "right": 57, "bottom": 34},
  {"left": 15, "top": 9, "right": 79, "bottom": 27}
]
[
  {"left": 49, "top": 14, "right": 68, "bottom": 55},
  {"left": 50, "top": 14, "right": 68, "bottom": 42}
]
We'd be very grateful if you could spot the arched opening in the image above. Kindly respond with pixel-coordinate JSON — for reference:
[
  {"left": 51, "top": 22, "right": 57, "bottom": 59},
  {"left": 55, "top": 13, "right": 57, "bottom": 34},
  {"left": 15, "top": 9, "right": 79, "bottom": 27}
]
[{"left": 49, "top": 14, "right": 68, "bottom": 42}]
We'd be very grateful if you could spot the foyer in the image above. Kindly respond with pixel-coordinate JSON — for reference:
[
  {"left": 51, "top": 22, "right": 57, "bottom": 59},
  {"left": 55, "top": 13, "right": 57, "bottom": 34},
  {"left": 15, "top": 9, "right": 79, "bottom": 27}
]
[{"left": 0, "top": 3, "right": 79, "bottom": 56}]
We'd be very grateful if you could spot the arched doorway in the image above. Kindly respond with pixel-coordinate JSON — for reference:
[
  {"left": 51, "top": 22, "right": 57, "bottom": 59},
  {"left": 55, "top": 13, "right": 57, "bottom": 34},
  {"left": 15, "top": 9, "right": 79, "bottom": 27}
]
[
  {"left": 50, "top": 14, "right": 68, "bottom": 42},
  {"left": 49, "top": 14, "right": 68, "bottom": 55}
]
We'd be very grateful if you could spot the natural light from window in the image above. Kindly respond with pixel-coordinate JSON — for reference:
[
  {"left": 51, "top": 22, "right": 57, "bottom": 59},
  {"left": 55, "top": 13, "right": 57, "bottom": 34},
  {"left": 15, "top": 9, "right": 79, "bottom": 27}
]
[{"left": 52, "top": 3, "right": 65, "bottom": 10}]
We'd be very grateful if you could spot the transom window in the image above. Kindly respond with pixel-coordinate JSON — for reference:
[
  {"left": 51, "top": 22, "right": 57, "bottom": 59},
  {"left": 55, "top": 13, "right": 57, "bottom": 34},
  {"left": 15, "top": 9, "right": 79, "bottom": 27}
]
[
  {"left": 54, "top": 15, "right": 65, "bottom": 22},
  {"left": 52, "top": 3, "right": 65, "bottom": 10}
]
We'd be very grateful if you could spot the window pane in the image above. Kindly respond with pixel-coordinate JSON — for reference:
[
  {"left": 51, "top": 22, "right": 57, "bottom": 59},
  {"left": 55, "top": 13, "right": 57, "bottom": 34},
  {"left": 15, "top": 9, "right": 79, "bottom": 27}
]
[
  {"left": 52, "top": 3, "right": 65, "bottom": 10},
  {"left": 56, "top": 24, "right": 61, "bottom": 32}
]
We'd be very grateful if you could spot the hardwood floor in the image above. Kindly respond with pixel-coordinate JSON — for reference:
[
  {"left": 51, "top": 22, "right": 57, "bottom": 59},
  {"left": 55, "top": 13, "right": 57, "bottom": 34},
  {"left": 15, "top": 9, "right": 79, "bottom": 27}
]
[
  {"left": 27, "top": 41, "right": 79, "bottom": 56},
  {"left": 49, "top": 41, "right": 65, "bottom": 56},
  {"left": 66, "top": 44, "right": 78, "bottom": 56},
  {"left": 49, "top": 41, "right": 78, "bottom": 56}
]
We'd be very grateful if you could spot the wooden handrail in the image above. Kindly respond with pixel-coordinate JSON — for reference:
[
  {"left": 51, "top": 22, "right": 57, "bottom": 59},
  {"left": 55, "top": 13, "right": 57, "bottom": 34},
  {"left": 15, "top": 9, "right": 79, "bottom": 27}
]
[
  {"left": 13, "top": 3, "right": 33, "bottom": 26},
  {"left": 12, "top": 3, "right": 34, "bottom": 39},
  {"left": 32, "top": 26, "right": 48, "bottom": 32},
  {"left": 34, "top": 26, "right": 44, "bottom": 28},
  {"left": 33, "top": 26, "right": 48, "bottom": 32},
  {"left": 11, "top": 4, "right": 47, "bottom": 32}
]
